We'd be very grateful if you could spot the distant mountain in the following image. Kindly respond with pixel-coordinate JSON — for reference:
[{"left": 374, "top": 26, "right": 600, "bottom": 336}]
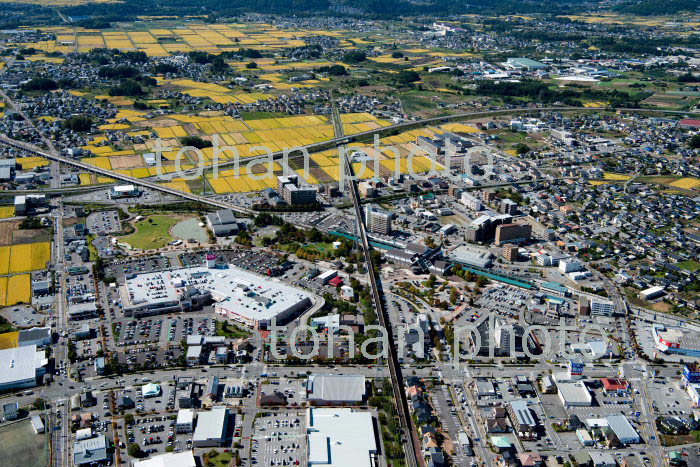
[
  {"left": 613, "top": 0, "right": 699, "bottom": 16},
  {"left": 61, "top": 0, "right": 606, "bottom": 20}
]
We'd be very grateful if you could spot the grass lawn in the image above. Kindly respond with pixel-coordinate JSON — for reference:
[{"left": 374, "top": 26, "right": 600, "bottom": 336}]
[
  {"left": 679, "top": 260, "right": 700, "bottom": 272},
  {"left": 202, "top": 450, "right": 233, "bottom": 467},
  {"left": 304, "top": 242, "right": 334, "bottom": 253},
  {"left": 121, "top": 215, "right": 180, "bottom": 250},
  {"left": 216, "top": 320, "right": 251, "bottom": 339}
]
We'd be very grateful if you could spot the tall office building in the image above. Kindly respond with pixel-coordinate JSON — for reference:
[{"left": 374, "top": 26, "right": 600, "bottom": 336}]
[{"left": 277, "top": 175, "right": 317, "bottom": 205}]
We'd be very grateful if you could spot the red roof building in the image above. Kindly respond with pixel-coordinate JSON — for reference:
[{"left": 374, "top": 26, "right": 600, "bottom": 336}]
[
  {"left": 328, "top": 276, "right": 344, "bottom": 287},
  {"left": 600, "top": 378, "right": 629, "bottom": 394},
  {"left": 680, "top": 119, "right": 700, "bottom": 129}
]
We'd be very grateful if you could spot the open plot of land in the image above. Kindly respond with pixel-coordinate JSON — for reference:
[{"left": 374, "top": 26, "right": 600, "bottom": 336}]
[
  {"left": 0, "top": 220, "right": 19, "bottom": 246},
  {"left": 0, "top": 419, "right": 48, "bottom": 467},
  {"left": 120, "top": 214, "right": 182, "bottom": 250}
]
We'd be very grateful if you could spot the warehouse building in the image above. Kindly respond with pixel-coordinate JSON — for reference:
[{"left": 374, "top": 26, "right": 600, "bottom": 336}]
[
  {"left": 192, "top": 407, "right": 229, "bottom": 447},
  {"left": 306, "top": 408, "right": 377, "bottom": 467},
  {"left": 640, "top": 285, "right": 665, "bottom": 301},
  {"left": 0, "top": 345, "right": 48, "bottom": 391},
  {"left": 505, "top": 57, "right": 548, "bottom": 70},
  {"left": 557, "top": 381, "right": 592, "bottom": 407},
  {"left": 584, "top": 415, "right": 640, "bottom": 444},
  {"left": 73, "top": 435, "right": 109, "bottom": 466},
  {"left": 30, "top": 415, "right": 44, "bottom": 434},
  {"left": 306, "top": 375, "right": 367, "bottom": 406},
  {"left": 206, "top": 209, "right": 241, "bottom": 237},
  {"left": 606, "top": 415, "right": 640, "bottom": 444},
  {"left": 132, "top": 451, "right": 197, "bottom": 467}
]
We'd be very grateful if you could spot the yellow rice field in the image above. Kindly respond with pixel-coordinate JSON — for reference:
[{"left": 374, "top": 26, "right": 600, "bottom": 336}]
[
  {"left": 603, "top": 173, "right": 632, "bottom": 181},
  {"left": 0, "top": 242, "right": 51, "bottom": 274},
  {"left": 4, "top": 274, "right": 31, "bottom": 306},
  {"left": 669, "top": 177, "right": 700, "bottom": 190},
  {"left": 0, "top": 206, "right": 14, "bottom": 218}
]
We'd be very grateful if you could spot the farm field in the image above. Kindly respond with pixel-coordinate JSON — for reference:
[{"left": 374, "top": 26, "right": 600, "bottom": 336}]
[
  {"left": 0, "top": 206, "right": 14, "bottom": 218},
  {"left": 0, "top": 330, "right": 19, "bottom": 349},
  {"left": 18, "top": 23, "right": 312, "bottom": 56},
  {"left": 3, "top": 274, "right": 31, "bottom": 307},
  {"left": 0, "top": 242, "right": 51, "bottom": 275},
  {"left": 669, "top": 177, "right": 700, "bottom": 190},
  {"left": 603, "top": 172, "right": 633, "bottom": 181}
]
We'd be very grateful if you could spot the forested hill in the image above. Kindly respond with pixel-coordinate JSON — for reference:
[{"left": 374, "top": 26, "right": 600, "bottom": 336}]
[{"left": 60, "top": 0, "right": 607, "bottom": 21}]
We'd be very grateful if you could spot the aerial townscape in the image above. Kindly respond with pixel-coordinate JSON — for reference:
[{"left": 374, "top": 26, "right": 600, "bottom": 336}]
[{"left": 1, "top": 0, "right": 700, "bottom": 467}]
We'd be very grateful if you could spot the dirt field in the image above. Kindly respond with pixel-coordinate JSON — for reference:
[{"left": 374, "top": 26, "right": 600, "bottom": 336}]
[
  {"left": 0, "top": 220, "right": 18, "bottom": 246},
  {"left": 0, "top": 419, "right": 49, "bottom": 467},
  {"left": 110, "top": 154, "right": 144, "bottom": 169},
  {"left": 12, "top": 228, "right": 51, "bottom": 245}
]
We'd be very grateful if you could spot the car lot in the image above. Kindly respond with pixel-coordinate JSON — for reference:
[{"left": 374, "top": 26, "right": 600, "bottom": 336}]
[
  {"left": 86, "top": 210, "right": 122, "bottom": 235},
  {"left": 125, "top": 413, "right": 178, "bottom": 459},
  {"left": 102, "top": 256, "right": 172, "bottom": 281},
  {"left": 259, "top": 379, "right": 306, "bottom": 407},
  {"left": 251, "top": 411, "right": 305, "bottom": 467}
]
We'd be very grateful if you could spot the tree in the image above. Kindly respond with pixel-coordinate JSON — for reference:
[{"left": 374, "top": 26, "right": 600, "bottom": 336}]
[
  {"left": 397, "top": 70, "right": 420, "bottom": 84},
  {"left": 342, "top": 50, "right": 366, "bottom": 64},
  {"left": 154, "top": 63, "right": 178, "bottom": 74},
  {"left": 514, "top": 143, "right": 531, "bottom": 155},
  {"left": 22, "top": 77, "right": 58, "bottom": 92},
  {"left": 689, "top": 134, "right": 700, "bottom": 149},
  {"left": 63, "top": 116, "right": 92, "bottom": 132},
  {"left": 180, "top": 135, "right": 213, "bottom": 149},
  {"left": 391, "top": 51, "right": 404, "bottom": 58},
  {"left": 318, "top": 64, "right": 347, "bottom": 76},
  {"left": 245, "top": 61, "right": 258, "bottom": 69},
  {"left": 450, "top": 287, "right": 458, "bottom": 305},
  {"left": 128, "top": 443, "right": 142, "bottom": 458},
  {"left": 32, "top": 398, "right": 46, "bottom": 410},
  {"left": 108, "top": 79, "right": 145, "bottom": 97}
]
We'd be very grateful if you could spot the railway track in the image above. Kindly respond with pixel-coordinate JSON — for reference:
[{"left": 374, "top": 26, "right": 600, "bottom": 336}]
[
  {"left": 333, "top": 107, "right": 420, "bottom": 467},
  {"left": 0, "top": 134, "right": 254, "bottom": 215}
]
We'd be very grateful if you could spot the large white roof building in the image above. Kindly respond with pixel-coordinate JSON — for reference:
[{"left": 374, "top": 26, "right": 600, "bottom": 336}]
[
  {"left": 132, "top": 451, "right": 196, "bottom": 467},
  {"left": 557, "top": 381, "right": 592, "bottom": 407},
  {"left": 0, "top": 345, "right": 47, "bottom": 391},
  {"left": 121, "top": 263, "right": 313, "bottom": 328},
  {"left": 192, "top": 407, "right": 229, "bottom": 447},
  {"left": 306, "top": 375, "right": 367, "bottom": 405},
  {"left": 306, "top": 408, "right": 377, "bottom": 467}
]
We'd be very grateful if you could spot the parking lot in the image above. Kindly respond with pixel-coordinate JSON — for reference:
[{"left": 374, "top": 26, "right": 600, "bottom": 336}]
[
  {"left": 86, "top": 210, "right": 122, "bottom": 235},
  {"left": 252, "top": 411, "right": 306, "bottom": 467},
  {"left": 180, "top": 249, "right": 283, "bottom": 277},
  {"left": 125, "top": 413, "right": 179, "bottom": 458},
  {"left": 259, "top": 378, "right": 306, "bottom": 407},
  {"left": 103, "top": 255, "right": 172, "bottom": 281}
]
